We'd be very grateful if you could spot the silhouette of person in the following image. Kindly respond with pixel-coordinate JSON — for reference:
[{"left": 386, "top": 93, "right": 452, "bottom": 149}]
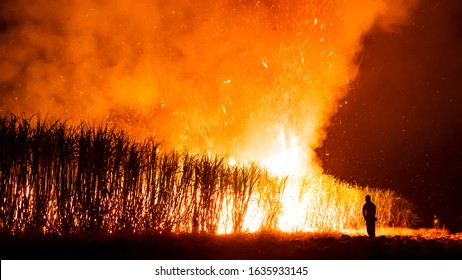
[
  {"left": 362, "top": 195, "right": 377, "bottom": 238},
  {"left": 433, "top": 215, "right": 440, "bottom": 229}
]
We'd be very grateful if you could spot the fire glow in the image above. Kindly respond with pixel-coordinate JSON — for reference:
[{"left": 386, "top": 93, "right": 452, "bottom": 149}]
[{"left": 0, "top": 0, "right": 418, "bottom": 234}]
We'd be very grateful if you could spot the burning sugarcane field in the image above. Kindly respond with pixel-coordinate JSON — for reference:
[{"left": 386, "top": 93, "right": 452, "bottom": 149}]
[{"left": 1, "top": 0, "right": 462, "bottom": 260}]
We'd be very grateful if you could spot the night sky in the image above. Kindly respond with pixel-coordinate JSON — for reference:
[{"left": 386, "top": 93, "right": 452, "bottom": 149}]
[{"left": 317, "top": 0, "right": 462, "bottom": 231}]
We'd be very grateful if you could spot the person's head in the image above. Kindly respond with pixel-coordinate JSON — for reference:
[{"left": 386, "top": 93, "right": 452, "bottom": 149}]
[{"left": 365, "top": 195, "right": 371, "bottom": 202}]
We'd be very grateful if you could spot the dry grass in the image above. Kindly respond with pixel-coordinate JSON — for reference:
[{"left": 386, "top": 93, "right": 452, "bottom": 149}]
[{"left": 0, "top": 115, "right": 417, "bottom": 235}]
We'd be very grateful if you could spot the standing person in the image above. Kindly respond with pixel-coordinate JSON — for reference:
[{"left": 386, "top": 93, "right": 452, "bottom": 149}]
[
  {"left": 433, "top": 215, "right": 440, "bottom": 230},
  {"left": 362, "top": 195, "right": 377, "bottom": 238}
]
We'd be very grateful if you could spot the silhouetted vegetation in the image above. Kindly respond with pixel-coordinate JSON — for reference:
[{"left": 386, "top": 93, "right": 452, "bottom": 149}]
[{"left": 0, "top": 115, "right": 417, "bottom": 235}]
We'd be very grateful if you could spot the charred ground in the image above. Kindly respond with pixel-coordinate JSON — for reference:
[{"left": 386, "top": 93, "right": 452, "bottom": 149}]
[{"left": 2, "top": 231, "right": 461, "bottom": 260}]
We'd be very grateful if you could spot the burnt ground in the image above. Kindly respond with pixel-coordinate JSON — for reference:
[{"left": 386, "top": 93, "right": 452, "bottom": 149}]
[{"left": 1, "top": 232, "right": 461, "bottom": 260}]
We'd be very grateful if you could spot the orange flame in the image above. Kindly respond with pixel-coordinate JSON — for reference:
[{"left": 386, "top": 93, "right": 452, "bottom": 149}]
[{"left": 262, "top": 130, "right": 309, "bottom": 176}]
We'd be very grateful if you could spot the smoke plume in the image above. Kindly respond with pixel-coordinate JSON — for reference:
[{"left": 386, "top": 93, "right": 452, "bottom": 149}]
[{"left": 0, "top": 0, "right": 417, "bottom": 169}]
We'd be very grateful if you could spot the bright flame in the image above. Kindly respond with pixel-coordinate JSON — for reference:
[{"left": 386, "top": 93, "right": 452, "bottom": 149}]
[
  {"left": 262, "top": 130, "right": 306, "bottom": 177},
  {"left": 254, "top": 128, "right": 323, "bottom": 232},
  {"left": 254, "top": 128, "right": 316, "bottom": 232},
  {"left": 217, "top": 128, "right": 319, "bottom": 234}
]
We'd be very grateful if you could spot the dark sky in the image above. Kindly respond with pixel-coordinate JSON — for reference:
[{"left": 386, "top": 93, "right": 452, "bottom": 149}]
[{"left": 317, "top": 0, "right": 462, "bottom": 230}]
